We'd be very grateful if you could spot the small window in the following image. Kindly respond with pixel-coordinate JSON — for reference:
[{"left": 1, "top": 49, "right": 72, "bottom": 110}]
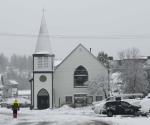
[
  {"left": 66, "top": 96, "right": 72, "bottom": 104},
  {"left": 74, "top": 94, "right": 87, "bottom": 107},
  {"left": 87, "top": 96, "right": 93, "bottom": 104},
  {"left": 96, "top": 96, "right": 103, "bottom": 101},
  {"left": 38, "top": 57, "right": 43, "bottom": 68},
  {"left": 43, "top": 57, "right": 49, "bottom": 68}
]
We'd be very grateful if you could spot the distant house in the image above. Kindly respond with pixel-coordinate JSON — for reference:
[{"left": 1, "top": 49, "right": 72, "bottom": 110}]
[
  {"left": 18, "top": 90, "right": 31, "bottom": 99},
  {"left": 112, "top": 57, "right": 150, "bottom": 72},
  {"left": 0, "top": 74, "right": 18, "bottom": 99},
  {"left": 111, "top": 57, "right": 150, "bottom": 94},
  {"left": 112, "top": 57, "right": 150, "bottom": 77},
  {"left": 3, "top": 80, "right": 18, "bottom": 98}
]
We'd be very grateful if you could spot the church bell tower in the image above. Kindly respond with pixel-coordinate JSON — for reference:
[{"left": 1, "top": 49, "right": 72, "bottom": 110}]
[{"left": 32, "top": 12, "right": 54, "bottom": 109}]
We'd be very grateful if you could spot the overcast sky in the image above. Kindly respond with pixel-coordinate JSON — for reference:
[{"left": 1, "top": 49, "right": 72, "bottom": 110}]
[{"left": 0, "top": 0, "right": 150, "bottom": 59}]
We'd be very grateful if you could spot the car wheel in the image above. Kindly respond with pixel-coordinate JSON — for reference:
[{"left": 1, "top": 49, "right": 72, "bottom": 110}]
[{"left": 107, "top": 110, "right": 113, "bottom": 117}]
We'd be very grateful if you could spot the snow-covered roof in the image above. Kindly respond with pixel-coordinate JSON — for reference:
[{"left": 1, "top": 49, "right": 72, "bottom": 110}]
[
  {"left": 55, "top": 44, "right": 107, "bottom": 70},
  {"left": 74, "top": 93, "right": 88, "bottom": 95},
  {"left": 9, "top": 80, "right": 18, "bottom": 85},
  {"left": 54, "top": 60, "right": 62, "bottom": 67},
  {"left": 34, "top": 51, "right": 50, "bottom": 55},
  {"left": 35, "top": 13, "right": 52, "bottom": 55},
  {"left": 18, "top": 90, "right": 31, "bottom": 95}
]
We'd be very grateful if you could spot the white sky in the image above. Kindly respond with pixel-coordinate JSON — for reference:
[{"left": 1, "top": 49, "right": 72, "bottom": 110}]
[{"left": 0, "top": 0, "right": 150, "bottom": 59}]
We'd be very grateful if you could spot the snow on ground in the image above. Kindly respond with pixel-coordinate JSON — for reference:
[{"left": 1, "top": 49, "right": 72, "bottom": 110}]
[{"left": 0, "top": 105, "right": 150, "bottom": 125}]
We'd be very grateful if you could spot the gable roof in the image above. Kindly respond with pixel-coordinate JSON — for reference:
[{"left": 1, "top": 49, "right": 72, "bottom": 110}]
[{"left": 55, "top": 44, "right": 107, "bottom": 69}]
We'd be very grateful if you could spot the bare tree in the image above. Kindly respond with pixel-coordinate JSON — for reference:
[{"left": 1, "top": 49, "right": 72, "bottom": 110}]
[
  {"left": 85, "top": 75, "right": 108, "bottom": 98},
  {"left": 121, "top": 61, "right": 149, "bottom": 94},
  {"left": 117, "top": 48, "right": 149, "bottom": 94},
  {"left": 118, "top": 47, "right": 140, "bottom": 60}
]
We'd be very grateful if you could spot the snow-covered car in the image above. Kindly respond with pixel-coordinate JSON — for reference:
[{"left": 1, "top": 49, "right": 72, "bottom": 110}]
[
  {"left": 101, "top": 100, "right": 141, "bottom": 117},
  {"left": 93, "top": 96, "right": 142, "bottom": 114},
  {"left": 93, "top": 97, "right": 118, "bottom": 114}
]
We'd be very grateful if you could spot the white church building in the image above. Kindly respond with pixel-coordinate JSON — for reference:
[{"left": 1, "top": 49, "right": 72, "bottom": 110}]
[{"left": 30, "top": 14, "right": 108, "bottom": 109}]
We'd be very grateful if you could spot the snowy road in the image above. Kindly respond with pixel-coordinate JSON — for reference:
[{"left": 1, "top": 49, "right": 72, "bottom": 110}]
[
  {"left": 0, "top": 106, "right": 150, "bottom": 125},
  {"left": 0, "top": 106, "right": 110, "bottom": 125},
  {"left": 5, "top": 120, "right": 109, "bottom": 125}
]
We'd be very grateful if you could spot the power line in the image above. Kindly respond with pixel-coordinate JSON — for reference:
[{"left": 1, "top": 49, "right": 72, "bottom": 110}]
[{"left": 1, "top": 32, "right": 150, "bottom": 39}]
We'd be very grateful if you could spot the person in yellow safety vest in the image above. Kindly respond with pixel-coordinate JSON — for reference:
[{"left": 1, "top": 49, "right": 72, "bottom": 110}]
[{"left": 12, "top": 99, "right": 20, "bottom": 118}]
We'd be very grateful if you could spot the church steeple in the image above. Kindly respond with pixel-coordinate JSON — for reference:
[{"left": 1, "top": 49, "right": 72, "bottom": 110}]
[{"left": 35, "top": 11, "right": 52, "bottom": 54}]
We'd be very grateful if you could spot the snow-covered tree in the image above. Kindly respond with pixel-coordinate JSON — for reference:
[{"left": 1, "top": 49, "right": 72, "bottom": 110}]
[
  {"left": 85, "top": 75, "right": 108, "bottom": 98},
  {"left": 118, "top": 47, "right": 140, "bottom": 60}
]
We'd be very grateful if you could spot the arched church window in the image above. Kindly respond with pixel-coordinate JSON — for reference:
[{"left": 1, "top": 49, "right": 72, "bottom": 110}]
[
  {"left": 38, "top": 89, "right": 49, "bottom": 96},
  {"left": 74, "top": 66, "right": 88, "bottom": 87}
]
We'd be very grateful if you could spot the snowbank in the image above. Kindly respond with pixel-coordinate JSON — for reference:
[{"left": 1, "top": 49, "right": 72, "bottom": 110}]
[
  {"left": 0, "top": 105, "right": 150, "bottom": 125},
  {"left": 140, "top": 98, "right": 150, "bottom": 113}
]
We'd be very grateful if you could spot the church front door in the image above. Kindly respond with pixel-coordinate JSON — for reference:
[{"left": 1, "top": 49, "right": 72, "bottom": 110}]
[{"left": 37, "top": 89, "right": 49, "bottom": 109}]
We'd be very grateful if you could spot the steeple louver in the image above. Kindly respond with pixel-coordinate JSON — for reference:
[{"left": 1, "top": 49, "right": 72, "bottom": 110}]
[{"left": 35, "top": 14, "right": 52, "bottom": 54}]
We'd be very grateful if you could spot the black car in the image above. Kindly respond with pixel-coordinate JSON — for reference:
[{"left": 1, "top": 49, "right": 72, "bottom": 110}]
[{"left": 102, "top": 100, "right": 141, "bottom": 117}]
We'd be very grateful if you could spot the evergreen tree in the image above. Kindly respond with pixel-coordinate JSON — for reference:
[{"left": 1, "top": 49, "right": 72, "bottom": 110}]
[{"left": 97, "top": 51, "right": 109, "bottom": 67}]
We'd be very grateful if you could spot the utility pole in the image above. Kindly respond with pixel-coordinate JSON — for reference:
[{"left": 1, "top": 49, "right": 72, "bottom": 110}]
[
  {"left": 107, "top": 62, "right": 110, "bottom": 97},
  {"left": 107, "top": 56, "right": 113, "bottom": 97}
]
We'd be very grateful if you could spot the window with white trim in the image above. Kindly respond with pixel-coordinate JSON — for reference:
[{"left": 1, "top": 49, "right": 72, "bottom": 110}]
[
  {"left": 43, "top": 57, "right": 49, "bottom": 68},
  {"left": 37, "top": 57, "right": 43, "bottom": 68},
  {"left": 37, "top": 57, "right": 49, "bottom": 68}
]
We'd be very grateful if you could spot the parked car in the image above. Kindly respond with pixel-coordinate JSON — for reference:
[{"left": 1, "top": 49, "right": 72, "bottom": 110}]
[
  {"left": 93, "top": 96, "right": 141, "bottom": 113},
  {"left": 98, "top": 100, "right": 141, "bottom": 117}
]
